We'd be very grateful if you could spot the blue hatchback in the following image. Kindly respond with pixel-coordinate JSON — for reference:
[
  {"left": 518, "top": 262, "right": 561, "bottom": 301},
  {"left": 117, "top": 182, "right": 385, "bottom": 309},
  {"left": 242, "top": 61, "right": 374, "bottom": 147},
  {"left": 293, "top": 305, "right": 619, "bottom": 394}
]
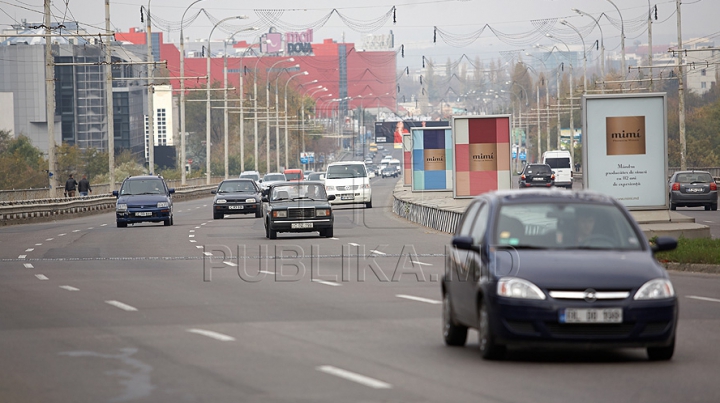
[{"left": 113, "top": 175, "right": 175, "bottom": 227}]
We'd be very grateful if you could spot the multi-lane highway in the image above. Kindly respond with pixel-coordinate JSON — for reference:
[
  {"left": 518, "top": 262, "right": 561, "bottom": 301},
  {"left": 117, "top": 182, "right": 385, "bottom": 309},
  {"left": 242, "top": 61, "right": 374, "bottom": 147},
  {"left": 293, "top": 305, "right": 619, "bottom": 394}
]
[{"left": 1, "top": 174, "right": 720, "bottom": 403}]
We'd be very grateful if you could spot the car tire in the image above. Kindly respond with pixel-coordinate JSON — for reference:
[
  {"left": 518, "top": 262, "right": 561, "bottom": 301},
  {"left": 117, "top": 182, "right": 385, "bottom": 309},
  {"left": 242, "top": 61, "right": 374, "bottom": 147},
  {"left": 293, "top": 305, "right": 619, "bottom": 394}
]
[
  {"left": 214, "top": 212, "right": 223, "bottom": 219},
  {"left": 265, "top": 222, "right": 270, "bottom": 239},
  {"left": 324, "top": 227, "right": 334, "bottom": 238},
  {"left": 269, "top": 225, "right": 277, "bottom": 240},
  {"left": 116, "top": 222, "right": 127, "bottom": 228},
  {"left": 365, "top": 200, "right": 372, "bottom": 209},
  {"left": 164, "top": 218, "right": 171, "bottom": 226},
  {"left": 169, "top": 216, "right": 174, "bottom": 226},
  {"left": 705, "top": 204, "right": 712, "bottom": 211},
  {"left": 478, "top": 301, "right": 506, "bottom": 360},
  {"left": 670, "top": 203, "right": 677, "bottom": 211},
  {"left": 712, "top": 204, "right": 718, "bottom": 211},
  {"left": 442, "top": 293, "right": 468, "bottom": 347},
  {"left": 647, "top": 337, "right": 675, "bottom": 361},
  {"left": 255, "top": 209, "right": 262, "bottom": 218}
]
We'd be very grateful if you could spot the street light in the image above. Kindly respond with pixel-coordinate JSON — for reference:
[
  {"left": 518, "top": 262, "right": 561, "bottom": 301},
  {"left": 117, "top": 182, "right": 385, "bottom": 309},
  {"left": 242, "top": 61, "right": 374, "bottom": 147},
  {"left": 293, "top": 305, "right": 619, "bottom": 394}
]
[
  {"left": 230, "top": 36, "right": 259, "bottom": 175},
  {"left": 606, "top": 0, "right": 626, "bottom": 80},
  {"left": 546, "top": 34, "right": 577, "bottom": 158},
  {"left": 573, "top": 8, "right": 605, "bottom": 92},
  {"left": 560, "top": 19, "right": 587, "bottom": 94},
  {"left": 179, "top": 0, "right": 205, "bottom": 185},
  {"left": 283, "top": 72, "right": 310, "bottom": 169},
  {"left": 140, "top": 1, "right": 155, "bottom": 174},
  {"left": 274, "top": 65, "right": 301, "bottom": 171},
  {"left": 265, "top": 58, "right": 294, "bottom": 173},
  {"left": 206, "top": 16, "right": 245, "bottom": 184}
]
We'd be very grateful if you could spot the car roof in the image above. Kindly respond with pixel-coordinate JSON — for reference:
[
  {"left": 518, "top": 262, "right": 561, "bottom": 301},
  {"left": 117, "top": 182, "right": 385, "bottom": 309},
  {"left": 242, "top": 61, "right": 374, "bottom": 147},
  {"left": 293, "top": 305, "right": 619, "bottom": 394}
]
[
  {"left": 269, "top": 180, "right": 326, "bottom": 187},
  {"left": 222, "top": 178, "right": 255, "bottom": 182},
  {"left": 125, "top": 175, "right": 165, "bottom": 181},
  {"left": 673, "top": 170, "right": 711, "bottom": 174},
  {"left": 483, "top": 188, "right": 617, "bottom": 206}
]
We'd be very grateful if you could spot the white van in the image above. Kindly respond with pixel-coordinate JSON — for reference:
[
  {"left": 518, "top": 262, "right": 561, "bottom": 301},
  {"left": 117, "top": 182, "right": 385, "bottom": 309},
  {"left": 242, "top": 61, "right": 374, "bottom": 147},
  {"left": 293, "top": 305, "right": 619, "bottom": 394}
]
[
  {"left": 325, "top": 161, "right": 372, "bottom": 208},
  {"left": 542, "top": 150, "right": 573, "bottom": 189}
]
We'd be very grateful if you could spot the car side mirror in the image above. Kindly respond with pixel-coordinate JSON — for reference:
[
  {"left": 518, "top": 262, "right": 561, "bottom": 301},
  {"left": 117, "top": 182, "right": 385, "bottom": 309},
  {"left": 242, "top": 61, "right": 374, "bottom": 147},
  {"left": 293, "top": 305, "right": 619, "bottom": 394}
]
[
  {"left": 258, "top": 179, "right": 263, "bottom": 183},
  {"left": 652, "top": 236, "right": 678, "bottom": 253},
  {"left": 261, "top": 196, "right": 269, "bottom": 202},
  {"left": 168, "top": 188, "right": 175, "bottom": 194},
  {"left": 327, "top": 195, "right": 336, "bottom": 201},
  {"left": 211, "top": 189, "right": 216, "bottom": 194},
  {"left": 112, "top": 190, "right": 119, "bottom": 197},
  {"left": 451, "top": 235, "right": 479, "bottom": 252}
]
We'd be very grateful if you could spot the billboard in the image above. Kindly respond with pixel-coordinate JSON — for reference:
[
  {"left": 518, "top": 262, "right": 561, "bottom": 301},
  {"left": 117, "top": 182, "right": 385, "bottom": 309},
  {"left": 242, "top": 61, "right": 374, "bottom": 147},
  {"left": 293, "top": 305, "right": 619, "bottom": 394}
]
[
  {"left": 375, "top": 120, "right": 448, "bottom": 149},
  {"left": 583, "top": 93, "right": 667, "bottom": 209},
  {"left": 410, "top": 127, "right": 453, "bottom": 191},
  {"left": 453, "top": 115, "right": 512, "bottom": 198},
  {"left": 402, "top": 133, "right": 412, "bottom": 186}
]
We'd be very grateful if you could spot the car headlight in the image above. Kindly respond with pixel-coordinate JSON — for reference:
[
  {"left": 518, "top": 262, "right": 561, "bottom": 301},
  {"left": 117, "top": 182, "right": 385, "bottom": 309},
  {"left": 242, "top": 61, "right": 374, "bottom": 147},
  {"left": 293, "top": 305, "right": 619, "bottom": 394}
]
[
  {"left": 157, "top": 202, "right": 169, "bottom": 208},
  {"left": 361, "top": 183, "right": 371, "bottom": 189},
  {"left": 245, "top": 198, "right": 256, "bottom": 203},
  {"left": 215, "top": 199, "right": 227, "bottom": 204},
  {"left": 634, "top": 279, "right": 675, "bottom": 300},
  {"left": 325, "top": 186, "right": 335, "bottom": 191},
  {"left": 497, "top": 277, "right": 546, "bottom": 300},
  {"left": 272, "top": 210, "right": 287, "bottom": 218},
  {"left": 116, "top": 203, "right": 127, "bottom": 212},
  {"left": 316, "top": 209, "right": 331, "bottom": 217}
]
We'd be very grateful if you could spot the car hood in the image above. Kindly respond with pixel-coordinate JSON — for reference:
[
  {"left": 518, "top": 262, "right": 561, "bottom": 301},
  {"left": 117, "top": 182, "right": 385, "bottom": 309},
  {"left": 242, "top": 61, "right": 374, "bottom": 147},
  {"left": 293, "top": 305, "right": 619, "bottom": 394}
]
[
  {"left": 214, "top": 191, "right": 259, "bottom": 198},
  {"left": 493, "top": 249, "right": 667, "bottom": 289},
  {"left": 269, "top": 200, "right": 331, "bottom": 209},
  {"left": 117, "top": 194, "right": 168, "bottom": 205}
]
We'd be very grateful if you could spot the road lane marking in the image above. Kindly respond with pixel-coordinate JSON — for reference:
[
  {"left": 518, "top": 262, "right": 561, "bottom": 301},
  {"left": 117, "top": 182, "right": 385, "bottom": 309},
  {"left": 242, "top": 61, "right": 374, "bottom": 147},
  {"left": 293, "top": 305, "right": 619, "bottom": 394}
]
[
  {"left": 189, "top": 235, "right": 195, "bottom": 238},
  {"left": 201, "top": 223, "right": 207, "bottom": 226},
  {"left": 223, "top": 261, "right": 237, "bottom": 267},
  {"left": 312, "top": 279, "right": 341, "bottom": 287},
  {"left": 72, "top": 230, "right": 80, "bottom": 233},
  {"left": 687, "top": 295, "right": 720, "bottom": 303},
  {"left": 87, "top": 227, "right": 94, "bottom": 230},
  {"left": 35, "top": 274, "right": 49, "bottom": 280},
  {"left": 348, "top": 243, "right": 360, "bottom": 247},
  {"left": 316, "top": 366, "right": 392, "bottom": 389},
  {"left": 35, "top": 243, "right": 42, "bottom": 246},
  {"left": 190, "top": 240, "right": 197, "bottom": 243},
  {"left": 101, "top": 224, "right": 107, "bottom": 226},
  {"left": 330, "top": 237, "right": 339, "bottom": 240},
  {"left": 105, "top": 300, "right": 138, "bottom": 311},
  {"left": 59, "top": 285, "right": 79, "bottom": 291},
  {"left": 411, "top": 261, "right": 433, "bottom": 266},
  {"left": 203, "top": 204, "right": 207, "bottom": 207},
  {"left": 259, "top": 270, "right": 274, "bottom": 275},
  {"left": 18, "top": 255, "right": 26, "bottom": 259},
  {"left": 196, "top": 245, "right": 204, "bottom": 249},
  {"left": 187, "top": 328, "right": 235, "bottom": 342},
  {"left": 58, "top": 233, "right": 66, "bottom": 236},
  {"left": 370, "top": 250, "right": 386, "bottom": 255},
  {"left": 46, "top": 238, "right": 54, "bottom": 241},
  {"left": 189, "top": 230, "right": 195, "bottom": 233},
  {"left": 703, "top": 221, "right": 714, "bottom": 223},
  {"left": 25, "top": 248, "right": 34, "bottom": 252},
  {"left": 203, "top": 252, "right": 213, "bottom": 256},
  {"left": 23, "top": 263, "right": 34, "bottom": 269},
  {"left": 195, "top": 226, "right": 201, "bottom": 229},
  {"left": 396, "top": 294, "right": 442, "bottom": 305}
]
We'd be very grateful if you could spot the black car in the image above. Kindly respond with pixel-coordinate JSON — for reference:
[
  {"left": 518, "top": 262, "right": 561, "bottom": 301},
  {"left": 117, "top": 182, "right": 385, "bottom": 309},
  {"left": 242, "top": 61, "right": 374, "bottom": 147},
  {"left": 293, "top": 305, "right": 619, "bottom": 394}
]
[
  {"left": 263, "top": 181, "right": 335, "bottom": 239},
  {"left": 443, "top": 189, "right": 678, "bottom": 360},
  {"left": 113, "top": 175, "right": 175, "bottom": 227},
  {"left": 518, "top": 163, "right": 554, "bottom": 188},
  {"left": 381, "top": 166, "right": 398, "bottom": 178},
  {"left": 668, "top": 170, "right": 718, "bottom": 210},
  {"left": 212, "top": 179, "right": 262, "bottom": 219}
]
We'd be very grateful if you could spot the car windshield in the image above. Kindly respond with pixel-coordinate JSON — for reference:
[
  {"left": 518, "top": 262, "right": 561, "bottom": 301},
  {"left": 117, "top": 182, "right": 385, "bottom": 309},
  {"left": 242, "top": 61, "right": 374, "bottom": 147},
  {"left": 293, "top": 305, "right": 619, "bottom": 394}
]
[
  {"left": 218, "top": 181, "right": 256, "bottom": 193},
  {"left": 327, "top": 165, "right": 366, "bottom": 179},
  {"left": 263, "top": 174, "right": 285, "bottom": 182},
  {"left": 240, "top": 174, "right": 259, "bottom": 181},
  {"left": 525, "top": 165, "right": 552, "bottom": 174},
  {"left": 494, "top": 203, "right": 642, "bottom": 251},
  {"left": 270, "top": 185, "right": 327, "bottom": 201},
  {"left": 120, "top": 179, "right": 165, "bottom": 195},
  {"left": 676, "top": 173, "right": 713, "bottom": 183},
  {"left": 285, "top": 172, "right": 302, "bottom": 180},
  {"left": 307, "top": 173, "right": 324, "bottom": 180}
]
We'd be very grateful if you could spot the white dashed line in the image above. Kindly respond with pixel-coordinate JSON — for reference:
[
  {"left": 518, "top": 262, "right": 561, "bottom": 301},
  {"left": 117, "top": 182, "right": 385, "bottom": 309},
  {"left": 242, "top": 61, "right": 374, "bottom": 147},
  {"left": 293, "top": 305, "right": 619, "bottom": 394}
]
[
  {"left": 23, "top": 263, "right": 34, "bottom": 269},
  {"left": 35, "top": 274, "right": 49, "bottom": 280},
  {"left": 58, "top": 233, "right": 66, "bottom": 237},
  {"left": 203, "top": 252, "right": 213, "bottom": 256},
  {"left": 201, "top": 223, "right": 207, "bottom": 226},
  {"left": 72, "top": 230, "right": 80, "bottom": 233},
  {"left": 259, "top": 270, "right": 274, "bottom": 275},
  {"left": 411, "top": 261, "right": 433, "bottom": 266},
  {"left": 196, "top": 245, "right": 204, "bottom": 249},
  {"left": 190, "top": 240, "right": 197, "bottom": 243},
  {"left": 223, "top": 261, "right": 237, "bottom": 267},
  {"left": 687, "top": 295, "right": 720, "bottom": 303},
  {"left": 189, "top": 235, "right": 195, "bottom": 238},
  {"left": 703, "top": 221, "right": 714, "bottom": 223},
  {"left": 330, "top": 237, "right": 339, "bottom": 240},
  {"left": 59, "top": 285, "right": 79, "bottom": 291},
  {"left": 46, "top": 238, "right": 54, "bottom": 241},
  {"left": 187, "top": 328, "right": 235, "bottom": 342},
  {"left": 195, "top": 226, "right": 201, "bottom": 229},
  {"left": 25, "top": 248, "right": 34, "bottom": 252},
  {"left": 370, "top": 250, "right": 386, "bottom": 255},
  {"left": 202, "top": 204, "right": 207, "bottom": 207},
  {"left": 105, "top": 300, "right": 138, "bottom": 311},
  {"left": 396, "top": 294, "right": 442, "bottom": 304},
  {"left": 348, "top": 243, "right": 360, "bottom": 247},
  {"left": 189, "top": 230, "right": 195, "bottom": 233},
  {"left": 18, "top": 255, "right": 26, "bottom": 259},
  {"left": 101, "top": 224, "right": 107, "bottom": 226},
  {"left": 316, "top": 366, "right": 392, "bottom": 389},
  {"left": 312, "top": 279, "right": 341, "bottom": 287},
  {"left": 35, "top": 243, "right": 42, "bottom": 246},
  {"left": 87, "top": 227, "right": 94, "bottom": 229}
]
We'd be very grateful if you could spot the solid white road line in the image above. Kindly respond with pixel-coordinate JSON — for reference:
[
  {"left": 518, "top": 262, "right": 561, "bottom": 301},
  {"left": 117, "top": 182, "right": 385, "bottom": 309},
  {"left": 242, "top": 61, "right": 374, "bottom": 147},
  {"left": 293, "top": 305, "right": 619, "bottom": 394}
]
[
  {"left": 18, "top": 255, "right": 26, "bottom": 259},
  {"left": 35, "top": 274, "right": 49, "bottom": 280},
  {"left": 187, "top": 328, "right": 235, "bottom": 342},
  {"left": 316, "top": 365, "right": 392, "bottom": 389},
  {"left": 105, "top": 300, "right": 138, "bottom": 312},
  {"left": 312, "top": 279, "right": 341, "bottom": 287},
  {"left": 396, "top": 294, "right": 442, "bottom": 305},
  {"left": 687, "top": 295, "right": 720, "bottom": 303},
  {"left": 25, "top": 248, "right": 34, "bottom": 252},
  {"left": 59, "top": 285, "right": 79, "bottom": 291},
  {"left": 23, "top": 263, "right": 34, "bottom": 269},
  {"left": 223, "top": 261, "right": 237, "bottom": 267},
  {"left": 370, "top": 250, "right": 386, "bottom": 255}
]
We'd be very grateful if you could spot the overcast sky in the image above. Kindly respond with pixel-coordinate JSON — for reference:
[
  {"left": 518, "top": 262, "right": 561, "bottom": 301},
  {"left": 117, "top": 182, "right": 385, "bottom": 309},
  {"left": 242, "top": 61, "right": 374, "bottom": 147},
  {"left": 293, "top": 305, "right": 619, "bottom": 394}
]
[{"left": 1, "top": 0, "right": 716, "bottom": 67}]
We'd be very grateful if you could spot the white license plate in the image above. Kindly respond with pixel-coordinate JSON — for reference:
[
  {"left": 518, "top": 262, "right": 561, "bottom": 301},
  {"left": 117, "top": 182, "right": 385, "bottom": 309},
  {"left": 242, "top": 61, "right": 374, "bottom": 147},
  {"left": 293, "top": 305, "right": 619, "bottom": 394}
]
[
  {"left": 561, "top": 308, "right": 622, "bottom": 323},
  {"left": 687, "top": 188, "right": 702, "bottom": 193},
  {"left": 291, "top": 223, "right": 313, "bottom": 229},
  {"left": 228, "top": 205, "right": 244, "bottom": 209},
  {"left": 135, "top": 212, "right": 152, "bottom": 217},
  {"left": 532, "top": 177, "right": 546, "bottom": 181},
  {"left": 340, "top": 195, "right": 354, "bottom": 200}
]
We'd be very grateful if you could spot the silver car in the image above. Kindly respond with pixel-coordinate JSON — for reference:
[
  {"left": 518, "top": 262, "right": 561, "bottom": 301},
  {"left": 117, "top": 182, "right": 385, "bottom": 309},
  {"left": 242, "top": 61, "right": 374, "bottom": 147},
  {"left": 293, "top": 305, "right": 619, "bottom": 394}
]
[{"left": 669, "top": 170, "right": 718, "bottom": 210}]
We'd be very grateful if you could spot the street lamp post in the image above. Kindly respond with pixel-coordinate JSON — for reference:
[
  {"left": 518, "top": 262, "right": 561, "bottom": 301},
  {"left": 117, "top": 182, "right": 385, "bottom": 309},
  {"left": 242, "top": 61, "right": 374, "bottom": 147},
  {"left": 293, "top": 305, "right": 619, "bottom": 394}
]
[
  {"left": 141, "top": 1, "right": 155, "bottom": 174},
  {"left": 274, "top": 65, "right": 301, "bottom": 171},
  {"left": 573, "top": 8, "right": 605, "bottom": 93},
  {"left": 560, "top": 19, "right": 587, "bottom": 94},
  {"left": 301, "top": 87, "right": 327, "bottom": 165},
  {"left": 606, "top": 0, "right": 626, "bottom": 80},
  {"left": 283, "top": 72, "right": 309, "bottom": 169},
  {"left": 264, "top": 58, "right": 294, "bottom": 173}
]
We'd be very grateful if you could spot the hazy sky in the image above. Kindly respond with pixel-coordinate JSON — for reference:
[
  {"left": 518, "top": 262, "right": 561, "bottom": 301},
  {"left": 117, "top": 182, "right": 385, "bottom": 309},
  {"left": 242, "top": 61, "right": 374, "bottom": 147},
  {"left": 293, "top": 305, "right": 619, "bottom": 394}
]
[{"left": 1, "top": 0, "right": 716, "bottom": 67}]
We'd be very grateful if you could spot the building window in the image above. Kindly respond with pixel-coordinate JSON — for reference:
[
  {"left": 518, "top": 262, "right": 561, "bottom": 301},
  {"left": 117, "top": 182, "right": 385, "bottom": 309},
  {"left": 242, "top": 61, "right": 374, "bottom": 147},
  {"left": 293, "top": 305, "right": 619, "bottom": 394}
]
[
  {"left": 701, "top": 82, "right": 707, "bottom": 89},
  {"left": 701, "top": 69, "right": 707, "bottom": 76}
]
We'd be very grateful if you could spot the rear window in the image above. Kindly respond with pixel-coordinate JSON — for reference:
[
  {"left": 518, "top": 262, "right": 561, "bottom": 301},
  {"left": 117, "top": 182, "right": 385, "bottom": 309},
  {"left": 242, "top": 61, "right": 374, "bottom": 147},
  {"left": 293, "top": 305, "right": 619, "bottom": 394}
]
[
  {"left": 676, "top": 173, "right": 713, "bottom": 183},
  {"left": 526, "top": 165, "right": 551, "bottom": 174},
  {"left": 545, "top": 158, "right": 571, "bottom": 169},
  {"left": 285, "top": 172, "right": 302, "bottom": 180}
]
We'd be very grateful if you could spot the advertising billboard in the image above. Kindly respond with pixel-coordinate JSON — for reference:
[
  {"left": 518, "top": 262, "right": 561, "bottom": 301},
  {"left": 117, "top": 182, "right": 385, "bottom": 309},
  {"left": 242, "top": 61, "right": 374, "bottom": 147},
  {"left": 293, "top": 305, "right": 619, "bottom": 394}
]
[
  {"left": 583, "top": 93, "right": 667, "bottom": 209},
  {"left": 375, "top": 121, "right": 448, "bottom": 149},
  {"left": 410, "top": 127, "right": 453, "bottom": 191},
  {"left": 402, "top": 133, "right": 412, "bottom": 186},
  {"left": 453, "top": 115, "right": 512, "bottom": 198}
]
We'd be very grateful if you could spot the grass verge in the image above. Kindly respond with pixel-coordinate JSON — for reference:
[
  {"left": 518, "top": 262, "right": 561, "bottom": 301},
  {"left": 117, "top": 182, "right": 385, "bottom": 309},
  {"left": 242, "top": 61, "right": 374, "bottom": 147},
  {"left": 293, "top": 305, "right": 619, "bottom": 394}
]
[{"left": 655, "top": 237, "right": 720, "bottom": 265}]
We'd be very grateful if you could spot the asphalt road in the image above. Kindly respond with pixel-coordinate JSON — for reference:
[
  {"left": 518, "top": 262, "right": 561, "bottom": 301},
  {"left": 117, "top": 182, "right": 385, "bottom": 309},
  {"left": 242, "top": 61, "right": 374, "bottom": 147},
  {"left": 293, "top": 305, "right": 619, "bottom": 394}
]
[{"left": 1, "top": 172, "right": 720, "bottom": 402}]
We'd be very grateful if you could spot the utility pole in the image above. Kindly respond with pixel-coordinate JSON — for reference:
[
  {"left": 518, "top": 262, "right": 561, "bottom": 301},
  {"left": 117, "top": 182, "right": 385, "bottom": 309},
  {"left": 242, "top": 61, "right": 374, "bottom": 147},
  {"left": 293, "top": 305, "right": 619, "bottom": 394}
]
[
  {"left": 44, "top": 0, "right": 57, "bottom": 195},
  {"left": 557, "top": 66, "right": 562, "bottom": 151},
  {"left": 676, "top": 0, "right": 686, "bottom": 170},
  {"left": 105, "top": 0, "right": 115, "bottom": 190},
  {"left": 536, "top": 84, "right": 541, "bottom": 162},
  {"left": 569, "top": 64, "right": 575, "bottom": 162},
  {"left": 223, "top": 40, "right": 229, "bottom": 179},
  {"left": 648, "top": 1, "right": 654, "bottom": 91},
  {"left": 546, "top": 83, "right": 550, "bottom": 154},
  {"left": 145, "top": 2, "right": 155, "bottom": 175}
]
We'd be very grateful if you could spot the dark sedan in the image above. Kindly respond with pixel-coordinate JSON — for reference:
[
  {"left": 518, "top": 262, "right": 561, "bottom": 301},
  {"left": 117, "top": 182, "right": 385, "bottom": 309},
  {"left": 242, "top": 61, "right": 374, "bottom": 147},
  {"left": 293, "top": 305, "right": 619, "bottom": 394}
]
[
  {"left": 263, "top": 181, "right": 335, "bottom": 239},
  {"left": 113, "top": 175, "right": 175, "bottom": 227},
  {"left": 518, "top": 163, "right": 554, "bottom": 188},
  {"left": 212, "top": 179, "right": 262, "bottom": 219},
  {"left": 443, "top": 189, "right": 678, "bottom": 360},
  {"left": 669, "top": 170, "right": 718, "bottom": 210}
]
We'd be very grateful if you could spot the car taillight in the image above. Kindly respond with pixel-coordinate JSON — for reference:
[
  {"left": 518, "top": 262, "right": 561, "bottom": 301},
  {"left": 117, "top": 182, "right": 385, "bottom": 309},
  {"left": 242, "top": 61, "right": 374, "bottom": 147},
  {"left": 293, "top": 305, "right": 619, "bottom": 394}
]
[
  {"left": 520, "top": 175, "right": 526, "bottom": 180},
  {"left": 551, "top": 174, "right": 555, "bottom": 180},
  {"left": 711, "top": 182, "right": 717, "bottom": 191},
  {"left": 671, "top": 183, "right": 680, "bottom": 191}
]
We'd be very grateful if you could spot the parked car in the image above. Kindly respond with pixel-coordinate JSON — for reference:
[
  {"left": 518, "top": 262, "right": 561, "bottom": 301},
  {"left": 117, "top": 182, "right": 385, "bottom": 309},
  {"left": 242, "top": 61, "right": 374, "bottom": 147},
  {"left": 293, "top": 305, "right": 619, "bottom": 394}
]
[
  {"left": 262, "top": 181, "right": 335, "bottom": 239},
  {"left": 443, "top": 189, "right": 678, "bottom": 361},
  {"left": 669, "top": 170, "right": 718, "bottom": 210},
  {"left": 239, "top": 170, "right": 261, "bottom": 182},
  {"left": 211, "top": 178, "right": 262, "bottom": 219},
  {"left": 113, "top": 175, "right": 175, "bottom": 227},
  {"left": 518, "top": 163, "right": 555, "bottom": 188},
  {"left": 260, "top": 172, "right": 287, "bottom": 190}
]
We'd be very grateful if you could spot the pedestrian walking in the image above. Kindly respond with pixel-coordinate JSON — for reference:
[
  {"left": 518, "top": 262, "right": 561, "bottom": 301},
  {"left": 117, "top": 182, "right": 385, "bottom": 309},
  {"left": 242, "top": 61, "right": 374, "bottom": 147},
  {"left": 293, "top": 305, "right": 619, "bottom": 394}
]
[
  {"left": 78, "top": 174, "right": 92, "bottom": 197},
  {"left": 64, "top": 174, "right": 78, "bottom": 198}
]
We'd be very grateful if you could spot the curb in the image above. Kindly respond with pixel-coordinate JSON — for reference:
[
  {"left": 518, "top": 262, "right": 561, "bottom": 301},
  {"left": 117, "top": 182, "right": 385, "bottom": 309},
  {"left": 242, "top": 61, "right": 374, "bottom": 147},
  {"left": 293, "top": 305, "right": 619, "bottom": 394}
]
[{"left": 662, "top": 262, "right": 720, "bottom": 274}]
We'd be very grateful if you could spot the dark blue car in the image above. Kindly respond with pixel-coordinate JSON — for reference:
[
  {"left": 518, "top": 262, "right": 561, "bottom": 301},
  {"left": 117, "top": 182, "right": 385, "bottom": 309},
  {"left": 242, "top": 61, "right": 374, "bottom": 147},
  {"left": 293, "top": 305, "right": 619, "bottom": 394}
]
[
  {"left": 113, "top": 175, "right": 175, "bottom": 227},
  {"left": 443, "top": 189, "right": 678, "bottom": 360}
]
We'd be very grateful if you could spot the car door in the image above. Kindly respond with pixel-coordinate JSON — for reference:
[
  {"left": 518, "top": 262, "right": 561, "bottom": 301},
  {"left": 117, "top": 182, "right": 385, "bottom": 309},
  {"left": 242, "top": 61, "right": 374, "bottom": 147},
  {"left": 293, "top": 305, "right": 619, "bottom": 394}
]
[{"left": 456, "top": 202, "right": 490, "bottom": 324}]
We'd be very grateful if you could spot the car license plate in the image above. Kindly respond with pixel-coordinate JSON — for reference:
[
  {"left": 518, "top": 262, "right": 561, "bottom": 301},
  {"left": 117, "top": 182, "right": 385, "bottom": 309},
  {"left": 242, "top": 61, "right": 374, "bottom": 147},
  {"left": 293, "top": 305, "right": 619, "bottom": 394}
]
[
  {"left": 135, "top": 212, "right": 152, "bottom": 217},
  {"left": 687, "top": 188, "right": 702, "bottom": 193},
  {"left": 560, "top": 308, "right": 622, "bottom": 323},
  {"left": 340, "top": 195, "right": 353, "bottom": 200},
  {"left": 291, "top": 223, "right": 313, "bottom": 229},
  {"left": 532, "top": 177, "right": 546, "bottom": 181},
  {"left": 228, "top": 205, "right": 244, "bottom": 209}
]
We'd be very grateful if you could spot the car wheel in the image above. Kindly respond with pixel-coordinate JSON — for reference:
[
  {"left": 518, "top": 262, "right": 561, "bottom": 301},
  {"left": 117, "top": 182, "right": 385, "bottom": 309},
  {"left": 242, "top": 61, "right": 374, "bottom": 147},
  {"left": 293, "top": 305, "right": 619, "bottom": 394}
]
[
  {"left": 670, "top": 203, "right": 677, "bottom": 211},
  {"left": 255, "top": 209, "right": 262, "bottom": 218},
  {"left": 214, "top": 212, "right": 223, "bottom": 219},
  {"left": 169, "top": 216, "right": 174, "bottom": 226},
  {"left": 365, "top": 200, "right": 372, "bottom": 209},
  {"left": 116, "top": 222, "right": 127, "bottom": 228},
  {"left": 442, "top": 293, "right": 467, "bottom": 347},
  {"left": 164, "top": 218, "right": 171, "bottom": 226},
  {"left": 324, "top": 227, "right": 334, "bottom": 238},
  {"left": 712, "top": 204, "right": 718, "bottom": 211},
  {"left": 478, "top": 300, "right": 506, "bottom": 360},
  {"left": 647, "top": 337, "right": 675, "bottom": 361},
  {"left": 265, "top": 222, "right": 270, "bottom": 239},
  {"left": 268, "top": 222, "right": 277, "bottom": 239},
  {"left": 705, "top": 204, "right": 712, "bottom": 211}
]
